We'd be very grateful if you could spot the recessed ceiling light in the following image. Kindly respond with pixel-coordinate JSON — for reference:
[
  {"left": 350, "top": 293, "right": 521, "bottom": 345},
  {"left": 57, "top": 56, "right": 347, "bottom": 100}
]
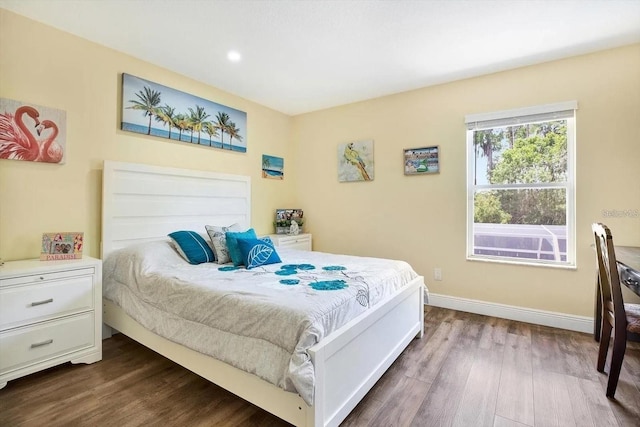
[{"left": 227, "top": 50, "right": 241, "bottom": 62}]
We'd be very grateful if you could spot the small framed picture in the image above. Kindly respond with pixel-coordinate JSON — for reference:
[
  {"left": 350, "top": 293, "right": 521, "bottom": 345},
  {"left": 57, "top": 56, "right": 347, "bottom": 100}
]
[
  {"left": 274, "top": 209, "right": 304, "bottom": 234},
  {"left": 404, "top": 146, "right": 440, "bottom": 175},
  {"left": 40, "top": 232, "right": 84, "bottom": 261},
  {"left": 262, "top": 154, "right": 284, "bottom": 180}
]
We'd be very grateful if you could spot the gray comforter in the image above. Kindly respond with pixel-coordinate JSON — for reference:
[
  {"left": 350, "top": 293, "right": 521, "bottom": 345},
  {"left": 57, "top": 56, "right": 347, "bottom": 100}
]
[{"left": 102, "top": 240, "right": 419, "bottom": 404}]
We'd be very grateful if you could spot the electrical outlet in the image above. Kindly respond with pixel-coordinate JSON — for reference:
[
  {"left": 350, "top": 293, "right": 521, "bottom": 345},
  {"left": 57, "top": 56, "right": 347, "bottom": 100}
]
[{"left": 434, "top": 268, "right": 442, "bottom": 281}]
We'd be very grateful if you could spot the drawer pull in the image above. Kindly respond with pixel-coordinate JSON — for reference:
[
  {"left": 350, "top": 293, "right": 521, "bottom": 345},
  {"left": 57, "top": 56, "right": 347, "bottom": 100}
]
[
  {"left": 30, "top": 339, "right": 53, "bottom": 348},
  {"left": 31, "top": 298, "right": 54, "bottom": 307}
]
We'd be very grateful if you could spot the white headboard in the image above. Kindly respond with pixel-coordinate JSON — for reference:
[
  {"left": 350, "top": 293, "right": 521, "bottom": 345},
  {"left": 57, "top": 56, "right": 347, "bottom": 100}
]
[{"left": 101, "top": 161, "right": 251, "bottom": 258}]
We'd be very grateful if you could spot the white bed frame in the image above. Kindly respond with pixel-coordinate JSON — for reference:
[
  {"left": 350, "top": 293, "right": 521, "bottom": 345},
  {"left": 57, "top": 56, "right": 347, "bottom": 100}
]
[{"left": 101, "top": 160, "right": 424, "bottom": 427}]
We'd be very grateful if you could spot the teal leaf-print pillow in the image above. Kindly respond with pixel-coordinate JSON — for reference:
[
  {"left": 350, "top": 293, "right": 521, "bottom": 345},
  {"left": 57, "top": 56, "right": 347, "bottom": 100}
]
[{"left": 236, "top": 237, "right": 282, "bottom": 269}]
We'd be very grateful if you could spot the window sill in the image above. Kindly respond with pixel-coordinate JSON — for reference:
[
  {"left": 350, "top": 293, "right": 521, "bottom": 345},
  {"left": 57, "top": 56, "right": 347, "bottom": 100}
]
[{"left": 466, "top": 255, "right": 577, "bottom": 270}]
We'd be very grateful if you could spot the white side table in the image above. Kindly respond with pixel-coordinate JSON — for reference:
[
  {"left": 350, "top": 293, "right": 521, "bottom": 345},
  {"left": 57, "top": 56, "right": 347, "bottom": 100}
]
[{"left": 0, "top": 257, "right": 102, "bottom": 389}]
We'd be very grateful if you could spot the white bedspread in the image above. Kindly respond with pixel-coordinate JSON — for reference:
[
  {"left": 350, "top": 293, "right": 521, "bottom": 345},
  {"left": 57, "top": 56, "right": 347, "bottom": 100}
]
[{"left": 103, "top": 240, "right": 420, "bottom": 405}]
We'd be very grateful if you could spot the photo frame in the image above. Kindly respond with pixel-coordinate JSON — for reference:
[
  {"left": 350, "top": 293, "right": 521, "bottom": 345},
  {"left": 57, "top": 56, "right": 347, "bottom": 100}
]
[
  {"left": 404, "top": 146, "right": 440, "bottom": 175},
  {"left": 40, "top": 232, "right": 84, "bottom": 260},
  {"left": 274, "top": 209, "right": 304, "bottom": 234}
]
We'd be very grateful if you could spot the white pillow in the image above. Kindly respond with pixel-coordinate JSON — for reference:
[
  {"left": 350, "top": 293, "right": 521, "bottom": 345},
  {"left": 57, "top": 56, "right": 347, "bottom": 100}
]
[{"left": 205, "top": 223, "right": 242, "bottom": 264}]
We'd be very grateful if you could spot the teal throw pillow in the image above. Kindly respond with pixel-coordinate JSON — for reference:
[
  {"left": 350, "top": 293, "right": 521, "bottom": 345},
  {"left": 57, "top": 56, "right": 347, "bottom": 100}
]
[
  {"left": 225, "top": 228, "right": 258, "bottom": 266},
  {"left": 168, "top": 230, "right": 215, "bottom": 264},
  {"left": 236, "top": 237, "right": 282, "bottom": 269}
]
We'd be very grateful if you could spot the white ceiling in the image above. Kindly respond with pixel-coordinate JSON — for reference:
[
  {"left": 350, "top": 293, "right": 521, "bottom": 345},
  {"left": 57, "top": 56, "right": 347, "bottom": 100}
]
[{"left": 2, "top": 0, "right": 640, "bottom": 115}]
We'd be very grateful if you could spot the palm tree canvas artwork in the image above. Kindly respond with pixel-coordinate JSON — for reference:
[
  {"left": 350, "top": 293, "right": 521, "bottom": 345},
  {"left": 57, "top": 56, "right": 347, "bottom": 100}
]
[
  {"left": 338, "top": 139, "right": 374, "bottom": 182},
  {"left": 0, "top": 98, "right": 67, "bottom": 164},
  {"left": 262, "top": 154, "right": 283, "bottom": 180},
  {"left": 121, "top": 74, "right": 247, "bottom": 153}
]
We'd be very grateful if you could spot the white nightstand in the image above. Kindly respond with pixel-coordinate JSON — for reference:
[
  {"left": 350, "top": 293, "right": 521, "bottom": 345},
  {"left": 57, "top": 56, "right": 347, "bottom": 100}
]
[
  {"left": 267, "top": 233, "right": 312, "bottom": 251},
  {"left": 0, "top": 257, "right": 102, "bottom": 389}
]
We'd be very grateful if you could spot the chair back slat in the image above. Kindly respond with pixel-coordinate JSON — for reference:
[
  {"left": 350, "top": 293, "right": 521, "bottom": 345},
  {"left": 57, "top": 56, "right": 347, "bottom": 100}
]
[{"left": 592, "top": 223, "right": 626, "bottom": 335}]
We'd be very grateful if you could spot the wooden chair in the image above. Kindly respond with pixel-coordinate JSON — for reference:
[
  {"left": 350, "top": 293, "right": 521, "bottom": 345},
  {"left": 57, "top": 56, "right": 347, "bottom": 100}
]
[{"left": 592, "top": 223, "right": 640, "bottom": 398}]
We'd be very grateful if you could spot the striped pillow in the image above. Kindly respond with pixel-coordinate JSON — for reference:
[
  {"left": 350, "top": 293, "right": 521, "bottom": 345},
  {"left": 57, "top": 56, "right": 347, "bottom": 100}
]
[{"left": 168, "top": 230, "right": 215, "bottom": 264}]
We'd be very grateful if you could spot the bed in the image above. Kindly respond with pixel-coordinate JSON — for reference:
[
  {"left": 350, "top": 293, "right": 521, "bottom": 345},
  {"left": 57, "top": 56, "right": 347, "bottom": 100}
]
[{"left": 101, "top": 160, "right": 425, "bottom": 427}]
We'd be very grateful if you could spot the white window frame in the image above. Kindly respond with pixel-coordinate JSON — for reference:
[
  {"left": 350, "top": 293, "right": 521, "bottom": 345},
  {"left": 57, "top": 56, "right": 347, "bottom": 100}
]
[{"left": 465, "top": 101, "right": 577, "bottom": 268}]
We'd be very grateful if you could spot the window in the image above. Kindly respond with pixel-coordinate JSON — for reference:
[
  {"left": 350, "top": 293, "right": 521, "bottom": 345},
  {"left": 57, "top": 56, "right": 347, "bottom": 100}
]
[{"left": 466, "top": 102, "right": 577, "bottom": 267}]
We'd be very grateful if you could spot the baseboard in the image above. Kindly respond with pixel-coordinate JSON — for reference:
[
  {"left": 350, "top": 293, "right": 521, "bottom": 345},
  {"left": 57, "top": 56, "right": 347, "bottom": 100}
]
[{"left": 427, "top": 293, "right": 593, "bottom": 334}]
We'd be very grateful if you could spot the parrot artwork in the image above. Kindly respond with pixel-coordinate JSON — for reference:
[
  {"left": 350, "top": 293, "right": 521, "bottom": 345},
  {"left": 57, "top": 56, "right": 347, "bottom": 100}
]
[{"left": 343, "top": 142, "right": 371, "bottom": 181}]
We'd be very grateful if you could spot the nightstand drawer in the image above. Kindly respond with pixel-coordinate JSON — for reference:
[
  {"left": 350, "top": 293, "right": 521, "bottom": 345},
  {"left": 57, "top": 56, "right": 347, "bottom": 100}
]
[
  {"left": 0, "top": 275, "right": 94, "bottom": 331},
  {"left": 279, "top": 239, "right": 311, "bottom": 251},
  {"left": 0, "top": 312, "right": 95, "bottom": 374},
  {"left": 267, "top": 233, "right": 312, "bottom": 251},
  {"left": 0, "top": 267, "right": 94, "bottom": 287}
]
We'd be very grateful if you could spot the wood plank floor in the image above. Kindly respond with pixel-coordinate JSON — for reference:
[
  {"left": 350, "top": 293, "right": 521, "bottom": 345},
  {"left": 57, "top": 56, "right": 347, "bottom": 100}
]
[{"left": 1, "top": 306, "right": 639, "bottom": 426}]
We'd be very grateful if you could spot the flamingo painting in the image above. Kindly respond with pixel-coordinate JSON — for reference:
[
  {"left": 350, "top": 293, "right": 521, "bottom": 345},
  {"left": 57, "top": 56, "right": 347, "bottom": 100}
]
[
  {"left": 0, "top": 98, "right": 66, "bottom": 164},
  {"left": 0, "top": 105, "right": 41, "bottom": 161},
  {"left": 36, "top": 120, "right": 63, "bottom": 163}
]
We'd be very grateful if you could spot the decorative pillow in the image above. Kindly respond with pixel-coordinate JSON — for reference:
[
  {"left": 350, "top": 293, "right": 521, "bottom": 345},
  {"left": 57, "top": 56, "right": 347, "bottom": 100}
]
[
  {"left": 210, "top": 235, "right": 230, "bottom": 264},
  {"left": 225, "top": 228, "right": 258, "bottom": 266},
  {"left": 168, "top": 231, "right": 215, "bottom": 264},
  {"left": 205, "top": 223, "right": 242, "bottom": 264},
  {"left": 236, "top": 237, "right": 282, "bottom": 269}
]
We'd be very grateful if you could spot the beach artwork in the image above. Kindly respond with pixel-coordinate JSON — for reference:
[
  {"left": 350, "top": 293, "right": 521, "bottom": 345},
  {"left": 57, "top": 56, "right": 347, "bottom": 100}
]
[
  {"left": 121, "top": 73, "right": 247, "bottom": 153},
  {"left": 262, "top": 154, "right": 284, "bottom": 179},
  {"left": 404, "top": 146, "right": 439, "bottom": 175},
  {"left": 0, "top": 98, "right": 66, "bottom": 164},
  {"left": 338, "top": 139, "right": 374, "bottom": 182}
]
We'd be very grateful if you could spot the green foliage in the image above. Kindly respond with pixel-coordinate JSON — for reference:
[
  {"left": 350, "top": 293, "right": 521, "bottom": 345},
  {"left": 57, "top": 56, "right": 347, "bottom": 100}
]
[
  {"left": 128, "top": 86, "right": 162, "bottom": 135},
  {"left": 474, "top": 192, "right": 511, "bottom": 224},
  {"left": 214, "top": 112, "right": 231, "bottom": 149},
  {"left": 474, "top": 121, "right": 568, "bottom": 225},
  {"left": 188, "top": 105, "right": 210, "bottom": 144},
  {"left": 473, "top": 129, "right": 503, "bottom": 172},
  {"left": 490, "top": 122, "right": 567, "bottom": 185},
  {"left": 227, "top": 121, "right": 243, "bottom": 149},
  {"left": 174, "top": 113, "right": 190, "bottom": 140},
  {"left": 154, "top": 104, "right": 176, "bottom": 139},
  {"left": 488, "top": 188, "right": 566, "bottom": 225},
  {"left": 203, "top": 122, "right": 219, "bottom": 145}
]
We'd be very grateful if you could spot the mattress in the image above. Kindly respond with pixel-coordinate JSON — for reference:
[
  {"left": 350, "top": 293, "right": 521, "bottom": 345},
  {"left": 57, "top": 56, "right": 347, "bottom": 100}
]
[{"left": 102, "top": 240, "right": 420, "bottom": 404}]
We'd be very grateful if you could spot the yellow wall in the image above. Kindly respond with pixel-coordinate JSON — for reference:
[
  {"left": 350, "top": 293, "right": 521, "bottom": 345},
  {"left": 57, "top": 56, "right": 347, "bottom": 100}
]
[
  {"left": 292, "top": 44, "right": 640, "bottom": 315},
  {"left": 0, "top": 9, "right": 295, "bottom": 261},
  {"left": 1, "top": 9, "right": 639, "bottom": 317}
]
